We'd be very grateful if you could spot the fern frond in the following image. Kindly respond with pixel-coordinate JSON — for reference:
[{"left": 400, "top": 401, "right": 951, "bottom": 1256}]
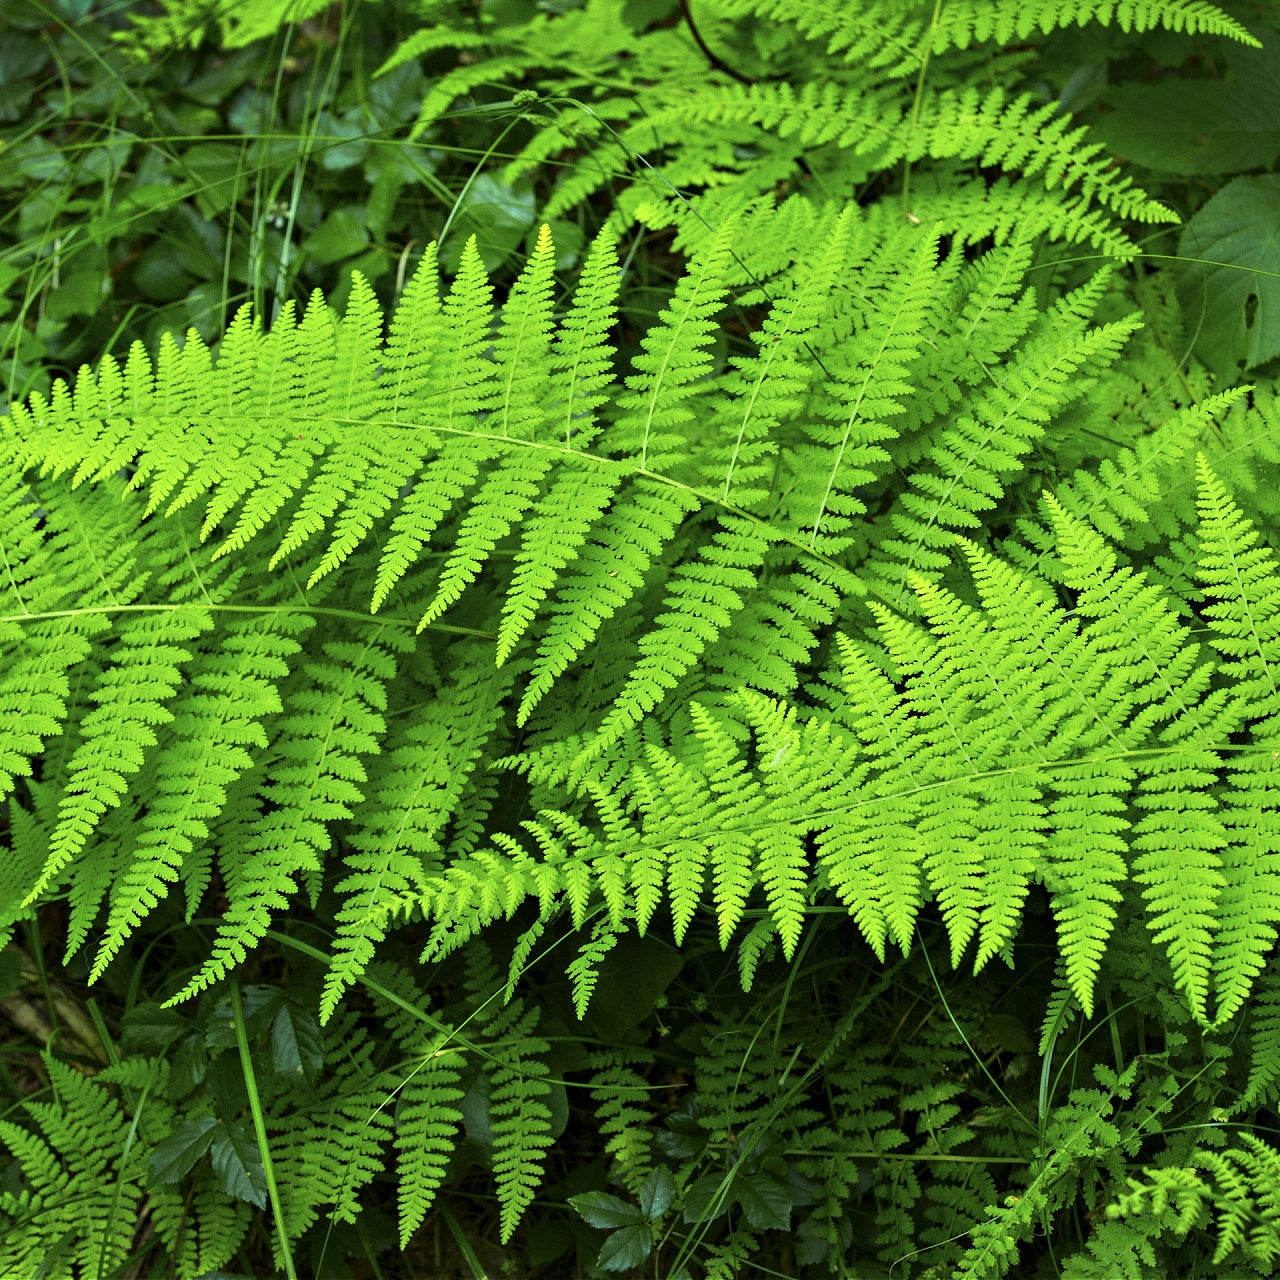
[
  {"left": 565, "top": 918, "right": 621, "bottom": 1018},
  {"left": 1194, "top": 455, "right": 1280, "bottom": 726},
  {"left": 585, "top": 513, "right": 780, "bottom": 758},
  {"left": 517, "top": 477, "right": 700, "bottom": 725},
  {"left": 634, "top": 78, "right": 905, "bottom": 161},
  {"left": 1193, "top": 458, "right": 1280, "bottom": 1025},
  {"left": 814, "top": 636, "right": 923, "bottom": 960},
  {"left": 462, "top": 945, "right": 554, "bottom": 1243},
  {"left": 934, "top": 0, "right": 1257, "bottom": 51},
  {"left": 1048, "top": 498, "right": 1232, "bottom": 1023},
  {"left": 395, "top": 1035, "right": 466, "bottom": 1248},
  {"left": 406, "top": 54, "right": 537, "bottom": 140},
  {"left": 417, "top": 227, "right": 559, "bottom": 629},
  {"left": 372, "top": 239, "right": 498, "bottom": 612},
  {"left": 958, "top": 1066, "right": 1134, "bottom": 1278},
  {"left": 714, "top": 0, "right": 926, "bottom": 74},
  {"left": 588, "top": 1052, "right": 656, "bottom": 1195},
  {"left": 91, "top": 614, "right": 307, "bottom": 980},
  {"left": 269, "top": 265, "right": 432, "bottom": 575},
  {"left": 958, "top": 541, "right": 1131, "bottom": 1014},
  {"left": 171, "top": 628, "right": 403, "bottom": 1004},
  {"left": 374, "top": 21, "right": 498, "bottom": 80},
  {"left": 906, "top": 575, "right": 1046, "bottom": 969},
  {"left": 272, "top": 1010, "right": 394, "bottom": 1242},
  {"left": 0, "top": 612, "right": 98, "bottom": 809},
  {"left": 793, "top": 228, "right": 944, "bottom": 556},
  {"left": 493, "top": 234, "right": 625, "bottom": 661},
  {"left": 1108, "top": 1134, "right": 1280, "bottom": 1273},
  {"left": 0, "top": 1056, "right": 152, "bottom": 1280},
  {"left": 870, "top": 284, "right": 1142, "bottom": 597},
  {"left": 25, "top": 606, "right": 214, "bottom": 907},
  {"left": 1009, "top": 388, "right": 1248, "bottom": 568},
  {"left": 1245, "top": 958, "right": 1280, "bottom": 1108}
]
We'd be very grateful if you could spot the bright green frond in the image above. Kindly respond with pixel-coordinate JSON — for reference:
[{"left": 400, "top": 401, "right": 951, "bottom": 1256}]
[{"left": 934, "top": 0, "right": 1256, "bottom": 50}]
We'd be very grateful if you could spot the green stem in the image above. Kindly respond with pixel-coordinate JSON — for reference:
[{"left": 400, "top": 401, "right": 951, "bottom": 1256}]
[
  {"left": 902, "top": 0, "right": 945, "bottom": 221},
  {"left": 230, "top": 978, "right": 299, "bottom": 1280}
]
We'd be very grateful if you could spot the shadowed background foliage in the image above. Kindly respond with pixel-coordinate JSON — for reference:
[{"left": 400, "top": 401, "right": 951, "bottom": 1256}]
[{"left": 3, "top": 2, "right": 1280, "bottom": 1278}]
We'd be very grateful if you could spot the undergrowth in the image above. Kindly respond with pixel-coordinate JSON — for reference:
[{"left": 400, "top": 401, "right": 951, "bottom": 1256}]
[{"left": 3, "top": 0, "right": 1280, "bottom": 1276}]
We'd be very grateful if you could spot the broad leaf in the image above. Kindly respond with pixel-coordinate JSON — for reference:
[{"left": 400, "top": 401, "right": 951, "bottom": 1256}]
[
  {"left": 1177, "top": 175, "right": 1280, "bottom": 381},
  {"left": 568, "top": 1190, "right": 646, "bottom": 1230},
  {"left": 584, "top": 933, "right": 683, "bottom": 1039},
  {"left": 148, "top": 1115, "right": 217, "bottom": 1185},
  {"left": 596, "top": 1223, "right": 654, "bottom": 1272},
  {"left": 639, "top": 1165, "right": 677, "bottom": 1220},
  {"left": 440, "top": 174, "right": 536, "bottom": 273},
  {"left": 736, "top": 1169, "right": 793, "bottom": 1231},
  {"left": 119, "top": 1002, "right": 186, "bottom": 1054},
  {"left": 205, "top": 985, "right": 282, "bottom": 1051},
  {"left": 211, "top": 1120, "right": 268, "bottom": 1208},
  {"left": 1093, "top": 33, "right": 1280, "bottom": 175},
  {"left": 682, "top": 1173, "right": 731, "bottom": 1224},
  {"left": 270, "top": 999, "right": 324, "bottom": 1087}
]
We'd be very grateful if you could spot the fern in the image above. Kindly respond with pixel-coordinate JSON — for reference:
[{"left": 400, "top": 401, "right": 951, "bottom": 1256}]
[
  {"left": 10, "top": 212, "right": 1274, "bottom": 1022},
  {"left": 957, "top": 1063, "right": 1138, "bottom": 1278},
  {"left": 1108, "top": 1134, "right": 1280, "bottom": 1275},
  {"left": 395, "top": 0, "right": 1262, "bottom": 282},
  {"left": 932, "top": 0, "right": 1257, "bottom": 48},
  {"left": 0, "top": 1056, "right": 178, "bottom": 1280},
  {"left": 5, "top": 0, "right": 1280, "bottom": 1272},
  {"left": 1193, "top": 457, "right": 1280, "bottom": 1026},
  {"left": 716, "top": 0, "right": 1255, "bottom": 62}
]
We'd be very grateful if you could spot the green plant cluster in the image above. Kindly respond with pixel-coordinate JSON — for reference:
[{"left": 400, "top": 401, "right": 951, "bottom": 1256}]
[{"left": 3, "top": 0, "right": 1280, "bottom": 1277}]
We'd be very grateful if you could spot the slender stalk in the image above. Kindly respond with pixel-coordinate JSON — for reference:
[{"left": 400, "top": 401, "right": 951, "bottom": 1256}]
[{"left": 230, "top": 978, "right": 299, "bottom": 1280}]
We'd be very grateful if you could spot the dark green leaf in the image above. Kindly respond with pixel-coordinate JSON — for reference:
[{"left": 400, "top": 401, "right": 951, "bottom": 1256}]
[
  {"left": 736, "top": 1170, "right": 793, "bottom": 1231},
  {"left": 458, "top": 1070, "right": 495, "bottom": 1154},
  {"left": 75, "top": 136, "right": 134, "bottom": 186},
  {"left": 134, "top": 248, "right": 194, "bottom": 304},
  {"left": 167, "top": 205, "right": 225, "bottom": 280},
  {"left": 545, "top": 218, "right": 586, "bottom": 272},
  {"left": 206, "top": 985, "right": 281, "bottom": 1051},
  {"left": 167, "top": 1033, "right": 208, "bottom": 1101},
  {"left": 525, "top": 1218, "right": 573, "bottom": 1266},
  {"left": 548, "top": 1079, "right": 570, "bottom": 1140},
  {"left": 1177, "top": 174, "right": 1280, "bottom": 381},
  {"left": 270, "top": 999, "right": 324, "bottom": 1086},
  {"left": 0, "top": 136, "right": 68, "bottom": 187},
  {"left": 211, "top": 1121, "right": 268, "bottom": 1209},
  {"left": 984, "top": 1012, "right": 1036, "bottom": 1055},
  {"left": 481, "top": 0, "right": 536, "bottom": 28},
  {"left": 177, "top": 280, "right": 228, "bottom": 341},
  {"left": 85, "top": 183, "right": 181, "bottom": 246},
  {"left": 185, "top": 143, "right": 244, "bottom": 217},
  {"left": 596, "top": 1223, "right": 653, "bottom": 1272},
  {"left": 623, "top": 0, "right": 678, "bottom": 31},
  {"left": 682, "top": 1173, "right": 730, "bottom": 1224},
  {"left": 148, "top": 1116, "right": 217, "bottom": 1185},
  {"left": 120, "top": 1003, "right": 186, "bottom": 1055},
  {"left": 304, "top": 207, "right": 369, "bottom": 266},
  {"left": 441, "top": 174, "right": 536, "bottom": 273},
  {"left": 568, "top": 1191, "right": 646, "bottom": 1230},
  {"left": 204, "top": 1052, "right": 249, "bottom": 1120},
  {"left": 0, "top": 950, "right": 20, "bottom": 1001},
  {"left": 318, "top": 111, "right": 369, "bottom": 171},
  {"left": 366, "top": 60, "right": 424, "bottom": 124},
  {"left": 364, "top": 152, "right": 412, "bottom": 241},
  {"left": 585, "top": 934, "right": 683, "bottom": 1039},
  {"left": 640, "top": 1165, "right": 676, "bottom": 1221},
  {"left": 1093, "top": 70, "right": 1280, "bottom": 176}
]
